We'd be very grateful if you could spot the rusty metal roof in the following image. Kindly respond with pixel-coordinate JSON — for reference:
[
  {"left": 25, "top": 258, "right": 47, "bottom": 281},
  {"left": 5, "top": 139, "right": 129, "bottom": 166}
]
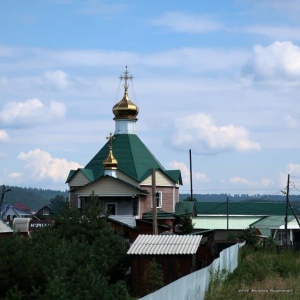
[{"left": 127, "top": 234, "right": 202, "bottom": 255}]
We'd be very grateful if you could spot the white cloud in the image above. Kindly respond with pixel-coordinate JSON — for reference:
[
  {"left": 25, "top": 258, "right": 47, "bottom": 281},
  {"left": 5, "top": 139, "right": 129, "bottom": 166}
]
[
  {"left": 152, "top": 12, "right": 224, "bottom": 33},
  {"left": 260, "top": 178, "right": 274, "bottom": 187},
  {"left": 170, "top": 113, "right": 260, "bottom": 154},
  {"left": 18, "top": 148, "right": 82, "bottom": 182},
  {"left": 285, "top": 114, "right": 299, "bottom": 128},
  {"left": 0, "top": 45, "right": 248, "bottom": 75},
  {"left": 0, "top": 98, "right": 66, "bottom": 127},
  {"left": 278, "top": 163, "right": 300, "bottom": 190},
  {"left": 243, "top": 41, "right": 300, "bottom": 83},
  {"left": 229, "top": 177, "right": 251, "bottom": 185},
  {"left": 44, "top": 70, "right": 70, "bottom": 89},
  {"left": 287, "top": 163, "right": 300, "bottom": 175},
  {"left": 245, "top": 25, "right": 300, "bottom": 41},
  {"left": 248, "top": 0, "right": 300, "bottom": 15},
  {"left": 169, "top": 161, "right": 207, "bottom": 190},
  {"left": 8, "top": 172, "right": 22, "bottom": 179},
  {"left": 0, "top": 130, "right": 9, "bottom": 142}
]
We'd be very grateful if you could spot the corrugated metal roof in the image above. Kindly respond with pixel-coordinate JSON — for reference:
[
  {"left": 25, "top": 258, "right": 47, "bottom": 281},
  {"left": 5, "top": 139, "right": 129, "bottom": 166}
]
[
  {"left": 0, "top": 219, "right": 13, "bottom": 233},
  {"left": 250, "top": 215, "right": 298, "bottom": 228},
  {"left": 108, "top": 215, "right": 136, "bottom": 228},
  {"left": 127, "top": 234, "right": 202, "bottom": 255},
  {"left": 193, "top": 216, "right": 262, "bottom": 230},
  {"left": 195, "top": 202, "right": 299, "bottom": 216},
  {"left": 142, "top": 209, "right": 175, "bottom": 219}
]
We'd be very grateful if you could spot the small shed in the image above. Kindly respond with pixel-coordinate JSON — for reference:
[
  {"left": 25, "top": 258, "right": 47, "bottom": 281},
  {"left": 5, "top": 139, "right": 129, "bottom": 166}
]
[
  {"left": 13, "top": 218, "right": 31, "bottom": 236},
  {"left": 127, "top": 234, "right": 202, "bottom": 297}
]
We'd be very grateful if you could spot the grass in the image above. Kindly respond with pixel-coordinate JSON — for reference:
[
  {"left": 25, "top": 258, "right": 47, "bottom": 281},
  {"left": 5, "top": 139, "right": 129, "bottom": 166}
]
[{"left": 205, "top": 247, "right": 300, "bottom": 300}]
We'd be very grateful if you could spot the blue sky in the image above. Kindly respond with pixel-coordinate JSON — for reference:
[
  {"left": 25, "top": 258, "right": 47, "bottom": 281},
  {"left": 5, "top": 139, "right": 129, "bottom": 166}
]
[{"left": 1, "top": 0, "right": 300, "bottom": 196}]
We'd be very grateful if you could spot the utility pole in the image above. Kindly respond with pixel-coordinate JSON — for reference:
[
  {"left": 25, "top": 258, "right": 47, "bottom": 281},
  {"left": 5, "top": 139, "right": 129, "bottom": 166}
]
[
  {"left": 285, "top": 174, "right": 290, "bottom": 250},
  {"left": 152, "top": 168, "right": 158, "bottom": 235},
  {"left": 1, "top": 185, "right": 12, "bottom": 220},
  {"left": 189, "top": 149, "right": 193, "bottom": 201},
  {"left": 227, "top": 196, "right": 229, "bottom": 230}
]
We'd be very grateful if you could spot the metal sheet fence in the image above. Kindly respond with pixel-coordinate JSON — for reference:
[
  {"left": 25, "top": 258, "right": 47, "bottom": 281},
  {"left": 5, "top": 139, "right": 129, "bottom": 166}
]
[{"left": 139, "top": 242, "right": 245, "bottom": 300}]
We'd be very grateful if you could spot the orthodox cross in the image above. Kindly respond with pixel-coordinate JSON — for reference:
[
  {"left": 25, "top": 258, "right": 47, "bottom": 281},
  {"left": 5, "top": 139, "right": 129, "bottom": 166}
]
[
  {"left": 119, "top": 66, "right": 133, "bottom": 90},
  {"left": 106, "top": 133, "right": 115, "bottom": 149}
]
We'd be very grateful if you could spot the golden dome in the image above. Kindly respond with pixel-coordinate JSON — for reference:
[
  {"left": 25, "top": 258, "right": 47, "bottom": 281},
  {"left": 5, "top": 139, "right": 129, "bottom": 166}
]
[
  {"left": 103, "top": 133, "right": 118, "bottom": 170},
  {"left": 113, "top": 67, "right": 139, "bottom": 120}
]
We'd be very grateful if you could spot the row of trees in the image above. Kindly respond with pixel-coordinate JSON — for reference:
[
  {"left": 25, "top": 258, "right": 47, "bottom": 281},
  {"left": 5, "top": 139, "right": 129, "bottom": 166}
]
[
  {"left": 0, "top": 200, "right": 133, "bottom": 299},
  {"left": 180, "top": 193, "right": 300, "bottom": 203}
]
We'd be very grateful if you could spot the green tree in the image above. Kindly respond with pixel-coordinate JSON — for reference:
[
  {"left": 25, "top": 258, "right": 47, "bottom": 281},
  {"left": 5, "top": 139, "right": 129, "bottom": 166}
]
[
  {"left": 49, "top": 195, "right": 66, "bottom": 214},
  {"left": 238, "top": 227, "right": 259, "bottom": 247},
  {"left": 181, "top": 213, "right": 194, "bottom": 234},
  {"left": 0, "top": 200, "right": 132, "bottom": 299}
]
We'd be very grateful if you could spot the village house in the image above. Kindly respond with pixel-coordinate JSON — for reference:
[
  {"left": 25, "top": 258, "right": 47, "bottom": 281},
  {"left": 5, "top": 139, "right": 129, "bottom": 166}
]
[
  {"left": 250, "top": 215, "right": 300, "bottom": 248},
  {"left": 35, "top": 205, "right": 54, "bottom": 220},
  {"left": 1, "top": 204, "right": 33, "bottom": 222}
]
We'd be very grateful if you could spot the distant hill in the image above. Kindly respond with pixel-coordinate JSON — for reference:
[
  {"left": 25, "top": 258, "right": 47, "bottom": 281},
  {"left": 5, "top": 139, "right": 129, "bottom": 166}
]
[
  {"left": 2, "top": 187, "right": 300, "bottom": 212},
  {"left": 1, "top": 186, "right": 68, "bottom": 211}
]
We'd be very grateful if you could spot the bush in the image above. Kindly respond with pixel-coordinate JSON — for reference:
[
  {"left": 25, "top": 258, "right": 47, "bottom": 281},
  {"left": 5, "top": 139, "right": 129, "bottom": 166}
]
[
  {"left": 206, "top": 247, "right": 300, "bottom": 299},
  {"left": 238, "top": 228, "right": 259, "bottom": 247}
]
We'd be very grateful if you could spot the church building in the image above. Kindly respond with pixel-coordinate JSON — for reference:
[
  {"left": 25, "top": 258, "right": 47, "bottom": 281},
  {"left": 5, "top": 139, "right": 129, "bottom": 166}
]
[{"left": 66, "top": 68, "right": 182, "bottom": 229}]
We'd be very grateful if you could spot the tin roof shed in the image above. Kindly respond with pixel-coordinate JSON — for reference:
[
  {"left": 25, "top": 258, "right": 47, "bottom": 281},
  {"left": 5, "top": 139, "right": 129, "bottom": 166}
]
[{"left": 127, "top": 234, "right": 202, "bottom": 255}]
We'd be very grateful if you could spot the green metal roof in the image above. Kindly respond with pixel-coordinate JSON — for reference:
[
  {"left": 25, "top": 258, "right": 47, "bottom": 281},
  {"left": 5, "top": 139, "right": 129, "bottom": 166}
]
[
  {"left": 165, "top": 170, "right": 182, "bottom": 185},
  {"left": 250, "top": 215, "right": 294, "bottom": 228},
  {"left": 175, "top": 201, "right": 195, "bottom": 216},
  {"left": 142, "top": 209, "right": 175, "bottom": 219},
  {"left": 66, "top": 134, "right": 181, "bottom": 184},
  {"left": 194, "top": 201, "right": 299, "bottom": 216}
]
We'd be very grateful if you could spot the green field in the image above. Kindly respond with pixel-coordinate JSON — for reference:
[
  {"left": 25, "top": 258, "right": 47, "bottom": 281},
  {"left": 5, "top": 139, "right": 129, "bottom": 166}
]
[{"left": 206, "top": 246, "right": 300, "bottom": 300}]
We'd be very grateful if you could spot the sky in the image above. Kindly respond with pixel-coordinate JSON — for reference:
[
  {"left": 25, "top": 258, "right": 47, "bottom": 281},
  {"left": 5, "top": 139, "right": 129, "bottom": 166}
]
[{"left": 1, "top": 0, "right": 300, "bottom": 196}]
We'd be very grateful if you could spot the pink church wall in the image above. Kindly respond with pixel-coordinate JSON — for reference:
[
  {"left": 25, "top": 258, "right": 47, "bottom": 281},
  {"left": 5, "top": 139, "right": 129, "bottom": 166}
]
[{"left": 139, "top": 185, "right": 179, "bottom": 217}]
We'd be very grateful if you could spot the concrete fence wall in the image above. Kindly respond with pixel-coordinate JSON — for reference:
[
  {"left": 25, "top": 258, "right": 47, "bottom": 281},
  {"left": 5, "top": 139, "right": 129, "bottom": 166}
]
[{"left": 140, "top": 242, "right": 245, "bottom": 300}]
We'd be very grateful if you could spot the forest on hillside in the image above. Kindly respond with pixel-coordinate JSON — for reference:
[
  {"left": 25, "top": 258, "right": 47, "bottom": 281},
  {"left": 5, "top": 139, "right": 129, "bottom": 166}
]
[
  {"left": 1, "top": 186, "right": 68, "bottom": 211},
  {"left": 2, "top": 186, "right": 300, "bottom": 212}
]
